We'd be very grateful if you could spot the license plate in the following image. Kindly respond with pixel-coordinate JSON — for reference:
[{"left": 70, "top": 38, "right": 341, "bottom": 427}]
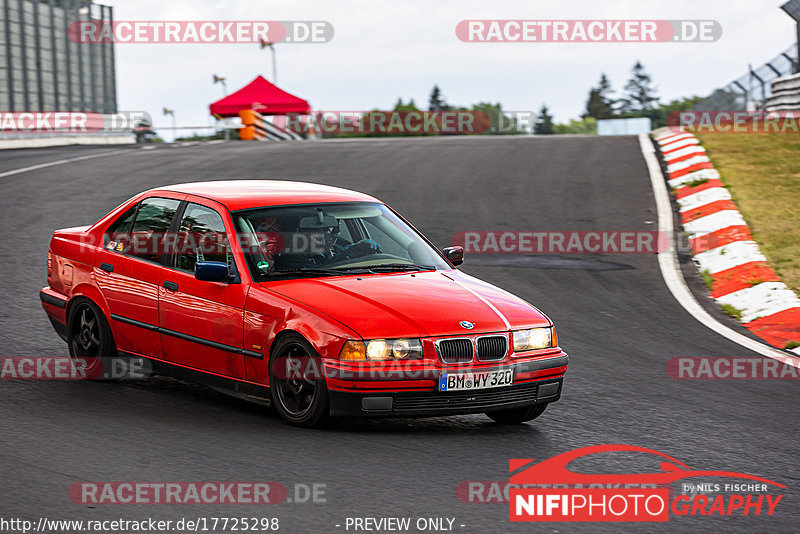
[{"left": 438, "top": 368, "right": 514, "bottom": 392}]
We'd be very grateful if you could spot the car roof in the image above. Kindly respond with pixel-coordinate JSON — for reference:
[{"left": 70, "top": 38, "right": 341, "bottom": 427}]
[{"left": 149, "top": 180, "right": 380, "bottom": 211}]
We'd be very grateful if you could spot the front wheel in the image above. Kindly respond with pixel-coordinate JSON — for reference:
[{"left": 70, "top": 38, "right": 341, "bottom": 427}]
[
  {"left": 486, "top": 403, "right": 548, "bottom": 424},
  {"left": 269, "top": 334, "right": 330, "bottom": 428}
]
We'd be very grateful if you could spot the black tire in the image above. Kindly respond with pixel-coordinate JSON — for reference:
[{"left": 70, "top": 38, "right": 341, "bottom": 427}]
[
  {"left": 486, "top": 403, "right": 548, "bottom": 424},
  {"left": 67, "top": 298, "right": 118, "bottom": 380},
  {"left": 268, "top": 334, "right": 330, "bottom": 428}
]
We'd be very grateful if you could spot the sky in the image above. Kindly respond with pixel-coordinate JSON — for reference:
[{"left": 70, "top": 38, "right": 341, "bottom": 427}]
[{"left": 99, "top": 0, "right": 797, "bottom": 137}]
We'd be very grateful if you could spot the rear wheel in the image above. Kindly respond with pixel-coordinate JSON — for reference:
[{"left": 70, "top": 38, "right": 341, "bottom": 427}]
[
  {"left": 486, "top": 403, "right": 548, "bottom": 424},
  {"left": 269, "top": 334, "right": 330, "bottom": 428},
  {"left": 67, "top": 298, "right": 117, "bottom": 380}
]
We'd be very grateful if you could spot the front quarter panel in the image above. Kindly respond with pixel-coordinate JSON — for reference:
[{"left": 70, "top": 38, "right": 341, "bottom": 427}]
[{"left": 243, "top": 285, "right": 362, "bottom": 385}]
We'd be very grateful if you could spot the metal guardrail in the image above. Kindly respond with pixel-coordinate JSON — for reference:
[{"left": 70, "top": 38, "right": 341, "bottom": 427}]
[
  {"left": 0, "top": 112, "right": 140, "bottom": 139},
  {"left": 765, "top": 73, "right": 800, "bottom": 111},
  {"left": 262, "top": 119, "right": 303, "bottom": 141},
  {"left": 238, "top": 109, "right": 303, "bottom": 141}
]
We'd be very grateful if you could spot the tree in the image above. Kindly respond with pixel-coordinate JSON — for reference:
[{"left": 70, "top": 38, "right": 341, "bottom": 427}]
[
  {"left": 533, "top": 104, "right": 554, "bottom": 134},
  {"left": 553, "top": 117, "right": 597, "bottom": 134},
  {"left": 393, "top": 98, "right": 420, "bottom": 111},
  {"left": 649, "top": 96, "right": 702, "bottom": 128},
  {"left": 619, "top": 61, "right": 658, "bottom": 114},
  {"left": 583, "top": 73, "right": 615, "bottom": 119},
  {"left": 428, "top": 85, "right": 449, "bottom": 111},
  {"left": 471, "top": 102, "right": 523, "bottom": 135}
]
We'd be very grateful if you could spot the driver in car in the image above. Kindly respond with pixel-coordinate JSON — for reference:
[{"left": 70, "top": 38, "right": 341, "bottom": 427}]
[
  {"left": 307, "top": 227, "right": 381, "bottom": 264},
  {"left": 275, "top": 211, "right": 381, "bottom": 270}
]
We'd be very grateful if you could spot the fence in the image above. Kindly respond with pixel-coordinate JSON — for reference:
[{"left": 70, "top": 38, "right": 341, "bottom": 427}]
[{"left": 693, "top": 43, "right": 798, "bottom": 111}]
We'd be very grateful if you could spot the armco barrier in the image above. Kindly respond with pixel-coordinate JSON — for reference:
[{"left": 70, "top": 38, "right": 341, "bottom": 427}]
[
  {"left": 0, "top": 112, "right": 139, "bottom": 149},
  {"left": 653, "top": 130, "right": 800, "bottom": 354},
  {"left": 238, "top": 109, "right": 302, "bottom": 141},
  {"left": 764, "top": 73, "right": 800, "bottom": 112},
  {"left": 239, "top": 109, "right": 267, "bottom": 140}
]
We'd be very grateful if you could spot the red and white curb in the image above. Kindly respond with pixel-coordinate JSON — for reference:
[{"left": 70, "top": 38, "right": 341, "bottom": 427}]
[{"left": 654, "top": 130, "right": 800, "bottom": 354}]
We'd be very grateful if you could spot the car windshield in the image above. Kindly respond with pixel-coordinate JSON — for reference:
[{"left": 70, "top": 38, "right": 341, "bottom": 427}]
[{"left": 233, "top": 202, "right": 450, "bottom": 278}]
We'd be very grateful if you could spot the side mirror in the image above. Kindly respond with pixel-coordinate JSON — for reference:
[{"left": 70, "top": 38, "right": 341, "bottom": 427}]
[
  {"left": 195, "top": 261, "right": 230, "bottom": 282},
  {"left": 442, "top": 246, "right": 464, "bottom": 266}
]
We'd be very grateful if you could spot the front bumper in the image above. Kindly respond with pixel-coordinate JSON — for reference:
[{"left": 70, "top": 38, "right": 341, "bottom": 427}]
[{"left": 326, "top": 352, "right": 567, "bottom": 418}]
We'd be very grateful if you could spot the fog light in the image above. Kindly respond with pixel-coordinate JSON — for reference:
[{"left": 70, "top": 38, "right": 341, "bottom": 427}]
[
  {"left": 361, "top": 397, "right": 393, "bottom": 411},
  {"left": 538, "top": 382, "right": 560, "bottom": 398}
]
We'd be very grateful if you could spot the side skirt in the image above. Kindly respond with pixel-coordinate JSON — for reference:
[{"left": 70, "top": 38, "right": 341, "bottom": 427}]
[{"left": 119, "top": 351, "right": 272, "bottom": 407}]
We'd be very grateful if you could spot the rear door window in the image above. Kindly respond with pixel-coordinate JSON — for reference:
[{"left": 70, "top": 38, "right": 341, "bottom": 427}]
[
  {"left": 104, "top": 206, "right": 136, "bottom": 250},
  {"left": 127, "top": 198, "right": 181, "bottom": 263}
]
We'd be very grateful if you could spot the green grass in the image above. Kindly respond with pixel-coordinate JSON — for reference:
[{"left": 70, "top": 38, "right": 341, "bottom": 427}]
[
  {"left": 696, "top": 133, "right": 800, "bottom": 294},
  {"left": 701, "top": 269, "right": 714, "bottom": 289},
  {"left": 720, "top": 304, "right": 743, "bottom": 322},
  {"left": 685, "top": 177, "right": 709, "bottom": 188},
  {"left": 785, "top": 340, "right": 800, "bottom": 350}
]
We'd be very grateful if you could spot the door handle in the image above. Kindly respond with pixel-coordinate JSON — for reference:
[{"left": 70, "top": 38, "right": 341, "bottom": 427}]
[
  {"left": 163, "top": 281, "right": 179, "bottom": 291},
  {"left": 100, "top": 262, "right": 114, "bottom": 273}
]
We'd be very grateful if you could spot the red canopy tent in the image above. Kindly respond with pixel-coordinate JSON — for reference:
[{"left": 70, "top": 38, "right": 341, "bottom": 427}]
[{"left": 209, "top": 76, "right": 311, "bottom": 117}]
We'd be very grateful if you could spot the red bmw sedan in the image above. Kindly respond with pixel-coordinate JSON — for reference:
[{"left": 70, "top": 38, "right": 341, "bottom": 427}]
[{"left": 40, "top": 181, "right": 568, "bottom": 427}]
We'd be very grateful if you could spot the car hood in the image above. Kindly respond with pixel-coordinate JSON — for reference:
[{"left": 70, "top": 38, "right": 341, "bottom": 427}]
[{"left": 260, "top": 270, "right": 550, "bottom": 339}]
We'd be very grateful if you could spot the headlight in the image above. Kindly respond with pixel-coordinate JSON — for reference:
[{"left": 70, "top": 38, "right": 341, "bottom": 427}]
[
  {"left": 391, "top": 338, "right": 422, "bottom": 359},
  {"left": 338, "top": 339, "right": 423, "bottom": 361},
  {"left": 512, "top": 327, "right": 553, "bottom": 352},
  {"left": 366, "top": 340, "right": 391, "bottom": 361}
]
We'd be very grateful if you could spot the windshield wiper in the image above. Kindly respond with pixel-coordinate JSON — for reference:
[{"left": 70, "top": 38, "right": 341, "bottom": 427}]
[
  {"left": 329, "top": 266, "right": 377, "bottom": 273},
  {"left": 363, "top": 263, "right": 437, "bottom": 272},
  {"left": 268, "top": 264, "right": 434, "bottom": 277},
  {"left": 269, "top": 267, "right": 354, "bottom": 277}
]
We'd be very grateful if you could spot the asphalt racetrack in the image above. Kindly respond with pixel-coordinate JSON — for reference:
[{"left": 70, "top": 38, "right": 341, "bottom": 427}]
[{"left": 1, "top": 136, "right": 797, "bottom": 533}]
